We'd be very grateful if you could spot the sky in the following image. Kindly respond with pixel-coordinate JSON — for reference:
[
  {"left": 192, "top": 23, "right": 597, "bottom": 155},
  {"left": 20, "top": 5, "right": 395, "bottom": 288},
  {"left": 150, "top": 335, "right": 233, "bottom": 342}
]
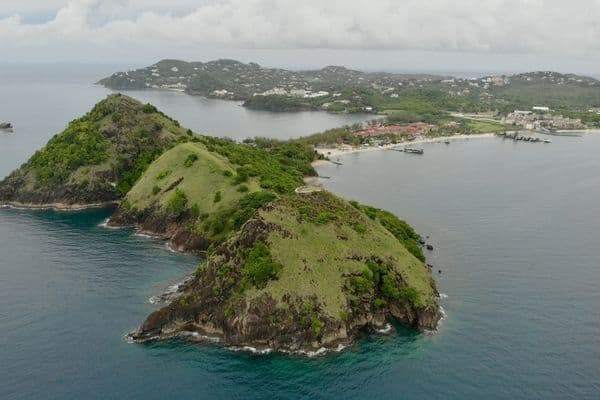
[{"left": 2, "top": 0, "right": 600, "bottom": 75}]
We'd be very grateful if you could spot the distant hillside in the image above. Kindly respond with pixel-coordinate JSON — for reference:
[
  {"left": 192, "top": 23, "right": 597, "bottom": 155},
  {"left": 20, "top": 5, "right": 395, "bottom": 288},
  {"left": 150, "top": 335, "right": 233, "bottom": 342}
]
[{"left": 99, "top": 60, "right": 600, "bottom": 114}]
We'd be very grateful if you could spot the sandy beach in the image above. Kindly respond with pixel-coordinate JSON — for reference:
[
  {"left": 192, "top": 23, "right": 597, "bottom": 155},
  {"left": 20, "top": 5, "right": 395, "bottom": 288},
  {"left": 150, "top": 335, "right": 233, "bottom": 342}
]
[{"left": 313, "top": 133, "right": 496, "bottom": 161}]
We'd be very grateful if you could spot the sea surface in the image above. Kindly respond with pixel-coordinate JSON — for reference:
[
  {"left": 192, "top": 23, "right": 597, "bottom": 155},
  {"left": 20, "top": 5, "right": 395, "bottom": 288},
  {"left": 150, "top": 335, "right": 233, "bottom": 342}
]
[{"left": 1, "top": 66, "right": 600, "bottom": 399}]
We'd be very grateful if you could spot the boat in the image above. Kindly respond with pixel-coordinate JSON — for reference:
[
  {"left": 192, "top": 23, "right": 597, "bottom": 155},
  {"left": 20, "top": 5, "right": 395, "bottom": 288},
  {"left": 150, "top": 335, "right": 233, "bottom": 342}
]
[
  {"left": 403, "top": 147, "right": 424, "bottom": 155},
  {"left": 0, "top": 122, "right": 13, "bottom": 132}
]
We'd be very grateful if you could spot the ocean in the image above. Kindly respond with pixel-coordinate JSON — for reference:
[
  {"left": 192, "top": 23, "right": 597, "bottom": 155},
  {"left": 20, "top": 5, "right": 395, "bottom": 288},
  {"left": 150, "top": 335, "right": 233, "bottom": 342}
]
[{"left": 1, "top": 65, "right": 599, "bottom": 399}]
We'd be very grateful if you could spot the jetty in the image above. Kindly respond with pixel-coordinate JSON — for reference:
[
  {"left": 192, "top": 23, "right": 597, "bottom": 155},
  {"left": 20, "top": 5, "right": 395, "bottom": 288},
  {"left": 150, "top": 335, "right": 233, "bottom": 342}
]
[{"left": 497, "top": 131, "right": 550, "bottom": 143}]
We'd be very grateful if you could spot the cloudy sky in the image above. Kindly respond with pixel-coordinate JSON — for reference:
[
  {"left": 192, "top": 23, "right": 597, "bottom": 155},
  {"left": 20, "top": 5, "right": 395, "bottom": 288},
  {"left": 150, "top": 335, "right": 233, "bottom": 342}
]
[{"left": 2, "top": 0, "right": 600, "bottom": 74}]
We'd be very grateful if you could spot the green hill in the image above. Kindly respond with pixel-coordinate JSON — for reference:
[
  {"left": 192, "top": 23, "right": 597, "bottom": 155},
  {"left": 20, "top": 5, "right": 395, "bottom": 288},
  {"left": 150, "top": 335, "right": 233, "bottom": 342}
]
[
  {"left": 109, "top": 135, "right": 318, "bottom": 251},
  {"left": 132, "top": 191, "right": 440, "bottom": 352},
  {"left": 0, "top": 94, "right": 190, "bottom": 207}
]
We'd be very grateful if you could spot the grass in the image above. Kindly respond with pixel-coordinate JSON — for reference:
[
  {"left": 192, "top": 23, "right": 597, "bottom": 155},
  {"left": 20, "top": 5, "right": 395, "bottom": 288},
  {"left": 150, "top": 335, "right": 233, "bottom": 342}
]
[
  {"left": 465, "top": 120, "right": 509, "bottom": 133},
  {"left": 124, "top": 142, "right": 260, "bottom": 214},
  {"left": 243, "top": 192, "right": 437, "bottom": 318}
]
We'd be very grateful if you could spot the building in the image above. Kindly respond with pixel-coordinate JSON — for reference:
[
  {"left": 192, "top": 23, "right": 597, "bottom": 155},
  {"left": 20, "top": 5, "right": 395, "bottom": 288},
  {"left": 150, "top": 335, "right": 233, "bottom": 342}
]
[{"left": 533, "top": 106, "right": 550, "bottom": 113}]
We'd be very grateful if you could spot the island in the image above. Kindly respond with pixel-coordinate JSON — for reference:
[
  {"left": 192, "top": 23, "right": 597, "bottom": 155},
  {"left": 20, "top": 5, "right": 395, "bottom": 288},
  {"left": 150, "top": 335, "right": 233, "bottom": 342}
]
[{"left": 0, "top": 94, "right": 441, "bottom": 354}]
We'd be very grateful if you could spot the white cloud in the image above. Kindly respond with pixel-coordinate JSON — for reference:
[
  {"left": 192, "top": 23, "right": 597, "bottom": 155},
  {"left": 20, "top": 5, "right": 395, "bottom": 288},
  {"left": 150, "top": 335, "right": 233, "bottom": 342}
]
[{"left": 1, "top": 0, "right": 600, "bottom": 62}]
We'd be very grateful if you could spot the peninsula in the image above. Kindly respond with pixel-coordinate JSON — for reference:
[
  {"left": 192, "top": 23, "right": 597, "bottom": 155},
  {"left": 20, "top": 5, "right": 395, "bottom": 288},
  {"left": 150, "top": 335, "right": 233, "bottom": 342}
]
[{"left": 0, "top": 94, "right": 441, "bottom": 354}]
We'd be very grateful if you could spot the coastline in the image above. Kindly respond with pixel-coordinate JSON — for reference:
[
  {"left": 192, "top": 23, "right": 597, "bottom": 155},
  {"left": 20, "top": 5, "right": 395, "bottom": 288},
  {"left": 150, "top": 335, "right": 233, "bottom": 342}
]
[{"left": 313, "top": 133, "right": 496, "bottom": 160}]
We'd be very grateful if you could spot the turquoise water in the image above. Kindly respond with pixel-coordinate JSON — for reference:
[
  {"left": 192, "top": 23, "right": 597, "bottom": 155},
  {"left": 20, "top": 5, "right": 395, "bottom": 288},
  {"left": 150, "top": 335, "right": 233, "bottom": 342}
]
[{"left": 2, "top": 66, "right": 600, "bottom": 399}]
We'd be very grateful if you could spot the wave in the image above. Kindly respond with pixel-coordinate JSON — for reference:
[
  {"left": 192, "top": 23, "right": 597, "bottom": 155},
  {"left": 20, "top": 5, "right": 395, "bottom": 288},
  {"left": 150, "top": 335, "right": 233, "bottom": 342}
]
[
  {"left": 228, "top": 343, "right": 346, "bottom": 357},
  {"left": 181, "top": 331, "right": 221, "bottom": 343},
  {"left": 165, "top": 242, "right": 177, "bottom": 253},
  {"left": 228, "top": 345, "right": 273, "bottom": 355},
  {"left": 98, "top": 217, "right": 126, "bottom": 229},
  {"left": 375, "top": 323, "right": 393, "bottom": 334},
  {"left": 134, "top": 232, "right": 161, "bottom": 239}
]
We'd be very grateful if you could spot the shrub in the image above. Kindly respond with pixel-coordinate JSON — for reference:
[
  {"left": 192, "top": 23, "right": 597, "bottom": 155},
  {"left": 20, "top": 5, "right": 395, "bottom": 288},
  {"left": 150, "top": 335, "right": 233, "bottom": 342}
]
[
  {"left": 190, "top": 203, "right": 200, "bottom": 218},
  {"left": 155, "top": 170, "right": 172, "bottom": 180},
  {"left": 231, "top": 191, "right": 276, "bottom": 228},
  {"left": 311, "top": 316, "right": 322, "bottom": 337},
  {"left": 223, "top": 170, "right": 233, "bottom": 177},
  {"left": 350, "top": 270, "right": 373, "bottom": 295},
  {"left": 142, "top": 103, "right": 157, "bottom": 113},
  {"left": 242, "top": 242, "right": 281, "bottom": 288},
  {"left": 213, "top": 191, "right": 222, "bottom": 203},
  {"left": 314, "top": 211, "right": 333, "bottom": 224},
  {"left": 339, "top": 310, "right": 349, "bottom": 321},
  {"left": 224, "top": 305, "right": 235, "bottom": 318},
  {"left": 234, "top": 167, "right": 249, "bottom": 184},
  {"left": 381, "top": 274, "right": 400, "bottom": 300},
  {"left": 29, "top": 120, "right": 109, "bottom": 183},
  {"left": 184, "top": 153, "right": 198, "bottom": 167},
  {"left": 152, "top": 185, "right": 161, "bottom": 195},
  {"left": 237, "top": 184, "right": 249, "bottom": 193},
  {"left": 374, "top": 298, "right": 387, "bottom": 308},
  {"left": 399, "top": 287, "right": 422, "bottom": 308},
  {"left": 167, "top": 188, "right": 188, "bottom": 216},
  {"left": 354, "top": 223, "right": 367, "bottom": 234}
]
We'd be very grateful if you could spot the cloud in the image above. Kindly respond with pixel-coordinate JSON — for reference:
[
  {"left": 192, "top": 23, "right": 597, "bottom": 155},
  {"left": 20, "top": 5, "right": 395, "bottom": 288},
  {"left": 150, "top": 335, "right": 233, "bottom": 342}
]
[{"left": 1, "top": 0, "right": 600, "bottom": 62}]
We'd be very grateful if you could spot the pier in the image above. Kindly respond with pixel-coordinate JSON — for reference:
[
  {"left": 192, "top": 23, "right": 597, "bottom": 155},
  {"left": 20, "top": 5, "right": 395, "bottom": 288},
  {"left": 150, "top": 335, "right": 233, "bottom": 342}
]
[{"left": 497, "top": 132, "right": 551, "bottom": 144}]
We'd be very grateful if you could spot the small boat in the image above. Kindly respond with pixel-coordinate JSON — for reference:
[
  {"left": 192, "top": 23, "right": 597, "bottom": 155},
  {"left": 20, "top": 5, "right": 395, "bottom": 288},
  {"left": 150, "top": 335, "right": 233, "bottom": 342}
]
[
  {"left": 444, "top": 140, "right": 450, "bottom": 145},
  {"left": 0, "top": 122, "right": 13, "bottom": 132}
]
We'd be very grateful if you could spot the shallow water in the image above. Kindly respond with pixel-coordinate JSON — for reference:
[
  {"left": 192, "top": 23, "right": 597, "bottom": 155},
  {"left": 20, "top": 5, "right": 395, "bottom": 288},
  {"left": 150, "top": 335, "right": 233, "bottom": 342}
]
[{"left": 1, "top": 66, "right": 600, "bottom": 399}]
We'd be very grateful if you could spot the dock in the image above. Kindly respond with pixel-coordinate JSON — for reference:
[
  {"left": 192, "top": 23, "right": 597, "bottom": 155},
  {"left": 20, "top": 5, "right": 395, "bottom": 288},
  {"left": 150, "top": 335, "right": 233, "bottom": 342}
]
[{"left": 497, "top": 132, "right": 551, "bottom": 143}]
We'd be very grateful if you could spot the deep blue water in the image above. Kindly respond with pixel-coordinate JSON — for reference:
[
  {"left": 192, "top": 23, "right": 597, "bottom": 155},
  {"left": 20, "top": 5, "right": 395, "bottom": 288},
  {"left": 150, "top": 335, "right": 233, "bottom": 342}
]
[{"left": 1, "top": 66, "right": 600, "bottom": 399}]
